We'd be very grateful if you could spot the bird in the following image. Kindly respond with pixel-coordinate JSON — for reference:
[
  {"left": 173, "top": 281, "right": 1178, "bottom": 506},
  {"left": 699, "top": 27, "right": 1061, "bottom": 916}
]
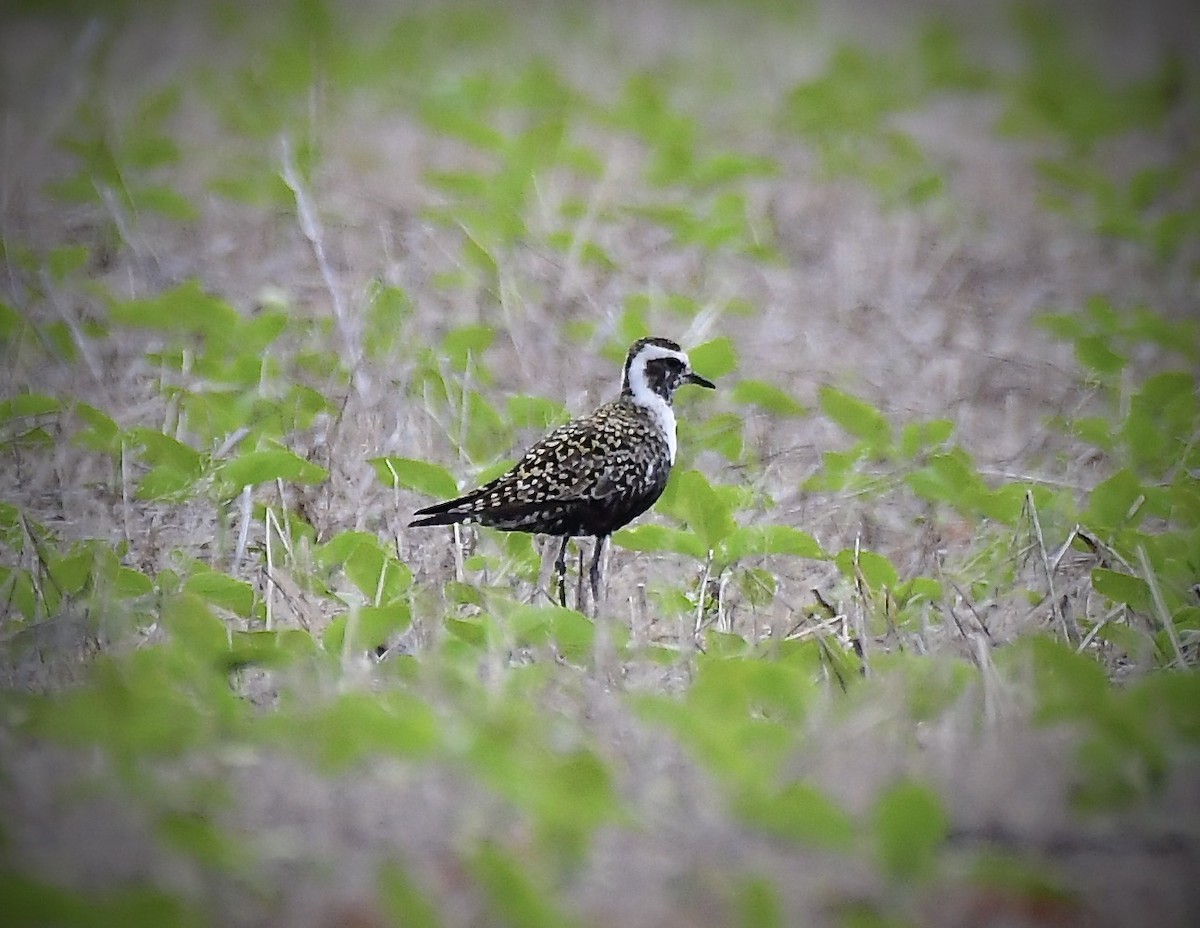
[{"left": 409, "top": 336, "right": 716, "bottom": 610}]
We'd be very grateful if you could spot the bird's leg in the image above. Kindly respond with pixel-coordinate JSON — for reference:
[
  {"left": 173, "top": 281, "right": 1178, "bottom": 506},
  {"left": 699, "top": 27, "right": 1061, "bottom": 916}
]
[
  {"left": 588, "top": 535, "right": 607, "bottom": 614},
  {"left": 554, "top": 535, "right": 570, "bottom": 608}
]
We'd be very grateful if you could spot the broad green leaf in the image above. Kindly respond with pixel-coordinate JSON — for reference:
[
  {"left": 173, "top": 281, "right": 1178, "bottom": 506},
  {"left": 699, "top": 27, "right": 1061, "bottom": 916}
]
[
  {"left": 343, "top": 542, "right": 412, "bottom": 603},
  {"left": 894, "top": 576, "right": 942, "bottom": 607},
  {"left": 442, "top": 323, "right": 495, "bottom": 371},
  {"left": 612, "top": 524, "right": 707, "bottom": 560},
  {"left": 228, "top": 629, "right": 316, "bottom": 667},
  {"left": 136, "top": 465, "right": 200, "bottom": 501},
  {"left": 135, "top": 184, "right": 197, "bottom": 220},
  {"left": 128, "top": 428, "right": 202, "bottom": 472},
  {"left": 72, "top": 403, "right": 122, "bottom": 454},
  {"left": 834, "top": 548, "right": 898, "bottom": 590},
  {"left": 219, "top": 448, "right": 328, "bottom": 489},
  {"left": 506, "top": 394, "right": 568, "bottom": 431},
  {"left": 291, "top": 691, "right": 439, "bottom": 770},
  {"left": 1091, "top": 568, "right": 1152, "bottom": 612},
  {"left": 378, "top": 861, "right": 442, "bottom": 928},
  {"left": 674, "top": 469, "right": 737, "bottom": 551},
  {"left": 737, "top": 782, "right": 855, "bottom": 848},
  {"left": 48, "top": 548, "right": 93, "bottom": 596},
  {"left": 1021, "top": 635, "right": 1109, "bottom": 722},
  {"left": 161, "top": 593, "right": 229, "bottom": 658},
  {"left": 899, "top": 418, "right": 954, "bottom": 457},
  {"left": 720, "top": 524, "right": 825, "bottom": 564},
  {"left": 47, "top": 244, "right": 89, "bottom": 281},
  {"left": 0, "top": 872, "right": 199, "bottom": 928},
  {"left": 508, "top": 604, "right": 595, "bottom": 662},
  {"left": 738, "top": 567, "right": 777, "bottom": 608},
  {"left": 735, "top": 877, "right": 783, "bottom": 928},
  {"left": 1075, "top": 334, "right": 1125, "bottom": 376},
  {"left": 315, "top": 530, "right": 377, "bottom": 566},
  {"left": 470, "top": 842, "right": 575, "bottom": 928},
  {"left": 687, "top": 337, "right": 738, "bottom": 380},
  {"left": 184, "top": 571, "right": 256, "bottom": 616},
  {"left": 158, "top": 812, "right": 244, "bottom": 869},
  {"left": 0, "top": 393, "right": 61, "bottom": 422},
  {"left": 112, "top": 566, "right": 153, "bottom": 598},
  {"left": 818, "top": 386, "right": 891, "bottom": 450},
  {"left": 324, "top": 603, "right": 412, "bottom": 652},
  {"left": 1035, "top": 309, "right": 1087, "bottom": 339},
  {"left": 730, "top": 379, "right": 806, "bottom": 416},
  {"left": 107, "top": 279, "right": 241, "bottom": 341},
  {"left": 1086, "top": 468, "right": 1144, "bottom": 531},
  {"left": 445, "top": 615, "right": 487, "bottom": 647},
  {"left": 874, "top": 780, "right": 948, "bottom": 882},
  {"left": 371, "top": 456, "right": 459, "bottom": 499}
]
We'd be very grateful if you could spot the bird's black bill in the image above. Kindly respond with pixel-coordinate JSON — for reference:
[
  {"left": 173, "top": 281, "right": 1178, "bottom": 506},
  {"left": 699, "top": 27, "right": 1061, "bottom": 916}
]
[{"left": 686, "top": 371, "right": 716, "bottom": 389}]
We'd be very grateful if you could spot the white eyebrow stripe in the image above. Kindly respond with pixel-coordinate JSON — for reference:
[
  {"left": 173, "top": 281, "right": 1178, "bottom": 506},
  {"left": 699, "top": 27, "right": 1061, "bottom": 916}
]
[
  {"left": 623, "top": 343, "right": 692, "bottom": 464},
  {"left": 633, "top": 345, "right": 689, "bottom": 365}
]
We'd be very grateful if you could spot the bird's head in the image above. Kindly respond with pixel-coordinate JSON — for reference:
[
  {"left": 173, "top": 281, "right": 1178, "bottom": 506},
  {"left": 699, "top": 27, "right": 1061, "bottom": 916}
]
[{"left": 621, "top": 336, "right": 716, "bottom": 405}]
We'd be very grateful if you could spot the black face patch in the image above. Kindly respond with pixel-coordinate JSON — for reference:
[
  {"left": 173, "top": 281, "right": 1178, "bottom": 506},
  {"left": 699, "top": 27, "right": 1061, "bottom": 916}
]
[{"left": 642, "top": 356, "right": 687, "bottom": 399}]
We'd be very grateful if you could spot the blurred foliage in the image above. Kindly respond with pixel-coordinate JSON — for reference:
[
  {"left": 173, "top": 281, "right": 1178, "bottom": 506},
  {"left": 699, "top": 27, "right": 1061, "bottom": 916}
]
[{"left": 1, "top": 2, "right": 1197, "bottom": 926}]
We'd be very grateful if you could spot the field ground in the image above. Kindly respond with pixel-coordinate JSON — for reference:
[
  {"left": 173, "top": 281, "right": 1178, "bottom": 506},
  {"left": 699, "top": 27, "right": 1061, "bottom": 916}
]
[{"left": 1, "top": 1, "right": 1198, "bottom": 926}]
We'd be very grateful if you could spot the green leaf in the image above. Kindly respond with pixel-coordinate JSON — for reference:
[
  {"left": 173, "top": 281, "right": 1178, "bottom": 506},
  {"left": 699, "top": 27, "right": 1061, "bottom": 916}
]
[
  {"left": 899, "top": 418, "right": 954, "bottom": 457},
  {"left": 674, "top": 469, "right": 737, "bottom": 551},
  {"left": 47, "top": 244, "right": 90, "bottom": 281},
  {"left": 442, "top": 323, "right": 495, "bottom": 371},
  {"left": 371, "top": 456, "right": 459, "bottom": 499},
  {"left": 737, "top": 782, "right": 855, "bottom": 848},
  {"left": 1091, "top": 568, "right": 1152, "bottom": 612},
  {"left": 735, "top": 877, "right": 783, "bottom": 928},
  {"left": 470, "top": 842, "right": 575, "bottom": 928},
  {"left": 136, "top": 465, "right": 200, "bottom": 501},
  {"left": 161, "top": 593, "right": 229, "bottom": 659},
  {"left": 112, "top": 566, "right": 153, "bottom": 598},
  {"left": 218, "top": 448, "right": 328, "bottom": 490},
  {"left": 107, "top": 279, "right": 241, "bottom": 342},
  {"left": 72, "top": 403, "right": 122, "bottom": 454},
  {"left": 378, "top": 861, "right": 442, "bottom": 928},
  {"left": 720, "top": 524, "right": 826, "bottom": 564},
  {"left": 874, "top": 780, "right": 948, "bottom": 882},
  {"left": 0, "top": 872, "right": 200, "bottom": 928},
  {"left": 730, "top": 379, "right": 806, "bottom": 416},
  {"left": 0, "top": 393, "right": 61, "bottom": 423},
  {"left": 508, "top": 604, "right": 595, "bottom": 663},
  {"left": 506, "top": 394, "right": 568, "bottom": 431},
  {"left": 341, "top": 541, "right": 412, "bottom": 603},
  {"left": 738, "top": 567, "right": 777, "bottom": 608},
  {"left": 1075, "top": 334, "right": 1125, "bottom": 377},
  {"left": 288, "top": 691, "right": 439, "bottom": 770},
  {"left": 818, "top": 386, "right": 891, "bottom": 450},
  {"left": 158, "top": 811, "right": 244, "bottom": 869},
  {"left": 687, "top": 337, "right": 738, "bottom": 380},
  {"left": 324, "top": 603, "right": 412, "bottom": 652},
  {"left": 1086, "top": 468, "right": 1144, "bottom": 530},
  {"left": 48, "top": 549, "right": 93, "bottom": 596},
  {"left": 612, "top": 524, "right": 707, "bottom": 560},
  {"left": 184, "top": 571, "right": 256, "bottom": 616},
  {"left": 1022, "top": 635, "right": 1109, "bottom": 722},
  {"left": 135, "top": 184, "right": 197, "bottom": 220},
  {"left": 834, "top": 548, "right": 898, "bottom": 591},
  {"left": 128, "top": 428, "right": 202, "bottom": 473}
]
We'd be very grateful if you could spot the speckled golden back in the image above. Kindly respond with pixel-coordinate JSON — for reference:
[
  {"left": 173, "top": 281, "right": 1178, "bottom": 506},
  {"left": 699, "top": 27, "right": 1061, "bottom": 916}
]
[
  {"left": 413, "top": 397, "right": 672, "bottom": 537},
  {"left": 410, "top": 335, "right": 715, "bottom": 553}
]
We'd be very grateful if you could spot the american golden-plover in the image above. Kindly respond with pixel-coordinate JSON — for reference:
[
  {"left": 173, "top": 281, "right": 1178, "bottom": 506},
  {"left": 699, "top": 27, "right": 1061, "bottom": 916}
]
[{"left": 411, "top": 337, "right": 716, "bottom": 609}]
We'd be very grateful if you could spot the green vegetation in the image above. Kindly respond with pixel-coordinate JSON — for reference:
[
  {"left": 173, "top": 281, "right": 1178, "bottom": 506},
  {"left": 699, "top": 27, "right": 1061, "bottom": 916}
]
[{"left": 1, "top": 2, "right": 1196, "bottom": 926}]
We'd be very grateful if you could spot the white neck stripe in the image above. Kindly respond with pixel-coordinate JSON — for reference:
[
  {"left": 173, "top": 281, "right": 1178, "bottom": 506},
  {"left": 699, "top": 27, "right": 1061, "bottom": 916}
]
[{"left": 624, "top": 345, "right": 690, "bottom": 464}]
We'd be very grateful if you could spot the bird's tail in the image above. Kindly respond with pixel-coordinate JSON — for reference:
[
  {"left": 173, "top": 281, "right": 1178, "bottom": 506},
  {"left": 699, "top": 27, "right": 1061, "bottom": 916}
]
[{"left": 409, "top": 495, "right": 474, "bottom": 527}]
